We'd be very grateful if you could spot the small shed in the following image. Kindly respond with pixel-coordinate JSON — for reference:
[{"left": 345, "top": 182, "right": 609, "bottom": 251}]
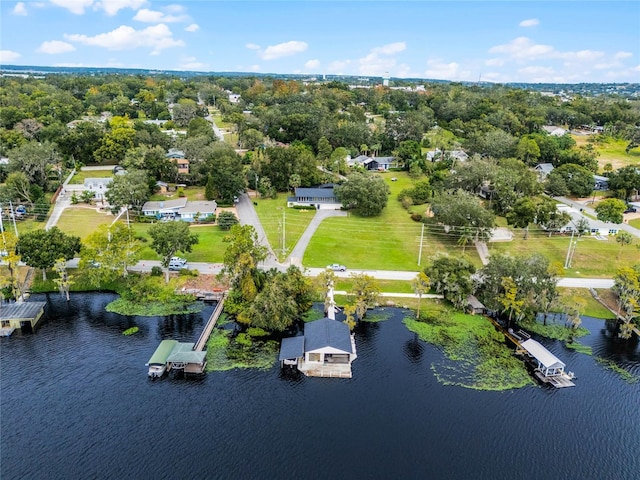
[
  {"left": 279, "top": 336, "right": 305, "bottom": 366},
  {"left": 521, "top": 339, "right": 566, "bottom": 377},
  {"left": 466, "top": 295, "right": 486, "bottom": 315},
  {"left": 0, "top": 301, "right": 46, "bottom": 332}
]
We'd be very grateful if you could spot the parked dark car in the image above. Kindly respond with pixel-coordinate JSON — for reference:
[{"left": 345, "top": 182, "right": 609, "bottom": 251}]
[{"left": 624, "top": 207, "right": 637, "bottom": 213}]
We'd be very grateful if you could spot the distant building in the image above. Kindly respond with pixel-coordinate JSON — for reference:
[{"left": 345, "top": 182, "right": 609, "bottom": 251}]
[
  {"left": 141, "top": 198, "right": 217, "bottom": 222},
  {"left": 166, "top": 149, "right": 189, "bottom": 175},
  {"left": 287, "top": 186, "right": 342, "bottom": 210},
  {"left": 534, "top": 163, "right": 555, "bottom": 179},
  {"left": 542, "top": 126, "right": 567, "bottom": 137},
  {"left": 555, "top": 204, "right": 619, "bottom": 236},
  {"left": 83, "top": 178, "right": 112, "bottom": 200}
]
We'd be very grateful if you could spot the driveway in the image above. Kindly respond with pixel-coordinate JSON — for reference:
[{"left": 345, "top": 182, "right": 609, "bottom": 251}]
[
  {"left": 235, "top": 193, "right": 282, "bottom": 270},
  {"left": 287, "top": 209, "right": 347, "bottom": 265}
]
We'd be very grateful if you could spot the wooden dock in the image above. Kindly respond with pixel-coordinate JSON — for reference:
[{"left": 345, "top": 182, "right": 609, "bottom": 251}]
[{"left": 193, "top": 293, "right": 226, "bottom": 352}]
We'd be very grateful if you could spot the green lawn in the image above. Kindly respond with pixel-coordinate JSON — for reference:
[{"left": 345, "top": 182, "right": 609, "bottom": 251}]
[
  {"left": 148, "top": 186, "right": 206, "bottom": 202},
  {"left": 557, "top": 287, "right": 614, "bottom": 319},
  {"left": 334, "top": 278, "right": 415, "bottom": 294},
  {"left": 56, "top": 206, "right": 115, "bottom": 240},
  {"left": 69, "top": 169, "right": 113, "bottom": 184},
  {"left": 490, "top": 227, "right": 640, "bottom": 277},
  {"left": 629, "top": 218, "right": 640, "bottom": 229},
  {"left": 253, "top": 194, "right": 316, "bottom": 261},
  {"left": 304, "top": 171, "right": 481, "bottom": 270},
  {"left": 130, "top": 223, "right": 227, "bottom": 263}
]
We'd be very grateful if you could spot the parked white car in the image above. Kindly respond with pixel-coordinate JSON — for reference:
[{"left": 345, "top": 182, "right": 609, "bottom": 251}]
[
  {"left": 169, "top": 257, "right": 187, "bottom": 270},
  {"left": 326, "top": 263, "right": 347, "bottom": 272}
]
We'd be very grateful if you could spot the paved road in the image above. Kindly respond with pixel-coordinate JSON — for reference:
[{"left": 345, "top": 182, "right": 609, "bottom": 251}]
[
  {"left": 288, "top": 210, "right": 347, "bottom": 265},
  {"left": 205, "top": 114, "right": 226, "bottom": 142}
]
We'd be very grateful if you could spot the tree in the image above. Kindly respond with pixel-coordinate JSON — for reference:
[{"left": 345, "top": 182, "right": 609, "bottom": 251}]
[
  {"left": 595, "top": 198, "right": 626, "bottom": 224},
  {"left": 608, "top": 165, "right": 640, "bottom": 200},
  {"left": 104, "top": 170, "right": 150, "bottom": 212},
  {"left": 205, "top": 175, "right": 216, "bottom": 201},
  {"left": 497, "top": 276, "right": 524, "bottom": 327},
  {"left": 612, "top": 265, "right": 640, "bottom": 338},
  {"left": 7, "top": 140, "right": 60, "bottom": 190},
  {"left": 0, "top": 231, "right": 24, "bottom": 301},
  {"left": 1, "top": 171, "right": 43, "bottom": 209},
  {"left": 425, "top": 256, "right": 475, "bottom": 309},
  {"left": 615, "top": 231, "right": 633, "bottom": 258},
  {"left": 334, "top": 172, "right": 390, "bottom": 217},
  {"left": 411, "top": 272, "right": 431, "bottom": 319},
  {"left": 315, "top": 269, "right": 337, "bottom": 315},
  {"left": 348, "top": 273, "right": 381, "bottom": 321},
  {"left": 217, "top": 211, "right": 239, "bottom": 230},
  {"left": 94, "top": 124, "right": 136, "bottom": 164},
  {"left": 148, "top": 221, "right": 199, "bottom": 283},
  {"left": 506, "top": 197, "right": 537, "bottom": 239},
  {"left": 16, "top": 227, "right": 81, "bottom": 281},
  {"left": 516, "top": 137, "right": 541, "bottom": 165},
  {"left": 53, "top": 258, "right": 73, "bottom": 301},
  {"left": 222, "top": 224, "right": 268, "bottom": 285},
  {"left": 81, "top": 223, "right": 141, "bottom": 280},
  {"left": 239, "top": 128, "right": 263, "bottom": 150},
  {"left": 546, "top": 163, "right": 594, "bottom": 197},
  {"left": 431, "top": 189, "right": 495, "bottom": 242}
]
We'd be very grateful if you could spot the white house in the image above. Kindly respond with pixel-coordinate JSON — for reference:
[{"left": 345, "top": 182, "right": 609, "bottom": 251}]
[
  {"left": 141, "top": 198, "right": 216, "bottom": 222},
  {"left": 287, "top": 186, "right": 342, "bottom": 210},
  {"left": 83, "top": 178, "right": 112, "bottom": 200},
  {"left": 542, "top": 126, "right": 568, "bottom": 137},
  {"left": 556, "top": 204, "right": 619, "bottom": 236},
  {"left": 279, "top": 283, "right": 357, "bottom": 378},
  {"left": 534, "top": 163, "right": 554, "bottom": 179}
]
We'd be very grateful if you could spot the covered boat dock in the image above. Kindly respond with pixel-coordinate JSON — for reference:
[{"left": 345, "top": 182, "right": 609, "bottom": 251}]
[
  {"left": 0, "top": 301, "right": 46, "bottom": 335},
  {"left": 520, "top": 338, "right": 575, "bottom": 388}
]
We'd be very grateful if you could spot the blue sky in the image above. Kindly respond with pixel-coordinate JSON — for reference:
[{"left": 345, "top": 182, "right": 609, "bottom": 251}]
[{"left": 1, "top": 1, "right": 639, "bottom": 83}]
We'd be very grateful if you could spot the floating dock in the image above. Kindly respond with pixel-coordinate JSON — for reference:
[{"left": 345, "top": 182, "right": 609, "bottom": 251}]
[{"left": 146, "top": 293, "right": 226, "bottom": 378}]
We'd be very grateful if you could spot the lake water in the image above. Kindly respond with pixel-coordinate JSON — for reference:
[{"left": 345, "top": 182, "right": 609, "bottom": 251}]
[{"left": 1, "top": 293, "right": 639, "bottom": 480}]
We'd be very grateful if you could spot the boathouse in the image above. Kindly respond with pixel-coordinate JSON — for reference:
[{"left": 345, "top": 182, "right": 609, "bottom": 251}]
[
  {"left": 279, "top": 282, "right": 357, "bottom": 378},
  {"left": 0, "top": 301, "right": 46, "bottom": 335},
  {"left": 146, "top": 340, "right": 206, "bottom": 377},
  {"left": 466, "top": 295, "right": 486, "bottom": 315},
  {"left": 521, "top": 339, "right": 565, "bottom": 377}
]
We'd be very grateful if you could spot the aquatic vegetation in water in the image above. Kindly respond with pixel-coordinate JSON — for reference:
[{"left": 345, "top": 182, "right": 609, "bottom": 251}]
[
  {"left": 564, "top": 341, "right": 592, "bottom": 355},
  {"left": 404, "top": 313, "right": 532, "bottom": 391},
  {"left": 122, "top": 326, "right": 139, "bottom": 336},
  {"left": 519, "top": 319, "right": 589, "bottom": 341},
  {"left": 106, "top": 298, "right": 205, "bottom": 316},
  {"left": 205, "top": 329, "right": 278, "bottom": 371},
  {"left": 361, "top": 311, "right": 392, "bottom": 323},
  {"left": 595, "top": 357, "right": 638, "bottom": 383}
]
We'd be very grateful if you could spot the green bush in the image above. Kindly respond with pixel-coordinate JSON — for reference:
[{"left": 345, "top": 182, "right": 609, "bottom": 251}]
[
  {"left": 411, "top": 213, "right": 424, "bottom": 222},
  {"left": 150, "top": 266, "right": 163, "bottom": 276}
]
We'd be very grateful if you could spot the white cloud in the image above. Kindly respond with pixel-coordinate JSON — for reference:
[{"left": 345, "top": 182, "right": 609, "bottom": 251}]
[
  {"left": 615, "top": 51, "right": 633, "bottom": 59},
  {"left": 371, "top": 42, "right": 406, "bottom": 55},
  {"left": 245, "top": 43, "right": 260, "bottom": 50},
  {"left": 248, "top": 64, "right": 260, "bottom": 72},
  {"left": 519, "top": 18, "right": 539, "bottom": 27},
  {"left": 489, "top": 37, "right": 554, "bottom": 60},
  {"left": 260, "top": 41, "right": 308, "bottom": 60},
  {"left": 13, "top": 2, "right": 28, "bottom": 15},
  {"left": 133, "top": 8, "right": 188, "bottom": 23},
  {"left": 485, "top": 58, "right": 504, "bottom": 67},
  {"left": 37, "top": 40, "right": 76, "bottom": 54},
  {"left": 357, "top": 42, "right": 407, "bottom": 76},
  {"left": 424, "top": 59, "right": 472, "bottom": 81},
  {"left": 95, "top": 0, "right": 147, "bottom": 16},
  {"left": 185, "top": 23, "right": 199, "bottom": 32},
  {"left": 518, "top": 65, "right": 555, "bottom": 76},
  {"left": 0, "top": 50, "right": 21, "bottom": 62},
  {"left": 50, "top": 0, "right": 94, "bottom": 15},
  {"left": 54, "top": 62, "right": 85, "bottom": 67},
  {"left": 65, "top": 24, "right": 184, "bottom": 55},
  {"left": 326, "top": 60, "right": 351, "bottom": 74},
  {"left": 304, "top": 59, "right": 320, "bottom": 70},
  {"left": 178, "top": 57, "right": 208, "bottom": 71}
]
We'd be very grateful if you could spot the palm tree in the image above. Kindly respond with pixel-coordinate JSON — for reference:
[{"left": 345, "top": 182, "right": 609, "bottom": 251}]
[{"left": 412, "top": 272, "right": 431, "bottom": 320}]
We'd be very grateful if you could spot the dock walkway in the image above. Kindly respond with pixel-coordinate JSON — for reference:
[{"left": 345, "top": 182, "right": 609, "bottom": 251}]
[{"left": 193, "top": 293, "right": 226, "bottom": 352}]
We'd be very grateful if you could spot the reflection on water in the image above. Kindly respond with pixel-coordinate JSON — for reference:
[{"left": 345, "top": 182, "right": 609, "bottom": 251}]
[{"left": 1, "top": 294, "right": 639, "bottom": 480}]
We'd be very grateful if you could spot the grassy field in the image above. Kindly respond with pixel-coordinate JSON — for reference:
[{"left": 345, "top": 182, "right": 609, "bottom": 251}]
[
  {"left": 55, "top": 206, "right": 115, "bottom": 240},
  {"left": 69, "top": 169, "right": 113, "bottom": 184},
  {"left": 253, "top": 194, "right": 316, "bottom": 261},
  {"left": 334, "top": 278, "right": 415, "bottom": 294},
  {"left": 557, "top": 287, "right": 615, "bottom": 319},
  {"left": 304, "top": 171, "right": 481, "bottom": 270},
  {"left": 572, "top": 135, "right": 640, "bottom": 170},
  {"left": 490, "top": 227, "right": 640, "bottom": 277},
  {"left": 130, "top": 223, "right": 227, "bottom": 263},
  {"left": 629, "top": 218, "right": 640, "bottom": 229},
  {"left": 148, "top": 186, "right": 206, "bottom": 202}
]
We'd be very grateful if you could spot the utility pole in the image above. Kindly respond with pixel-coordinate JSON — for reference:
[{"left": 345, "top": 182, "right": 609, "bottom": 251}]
[
  {"left": 8, "top": 201, "right": 18, "bottom": 237},
  {"left": 281, "top": 209, "right": 286, "bottom": 257},
  {"left": 418, "top": 223, "right": 424, "bottom": 266}
]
